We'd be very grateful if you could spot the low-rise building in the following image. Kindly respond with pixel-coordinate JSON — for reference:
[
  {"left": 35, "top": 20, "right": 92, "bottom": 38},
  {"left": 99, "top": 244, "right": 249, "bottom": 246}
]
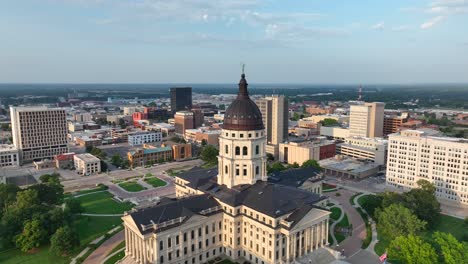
[
  {"left": 68, "top": 122, "right": 84, "bottom": 132},
  {"left": 305, "top": 114, "right": 349, "bottom": 124},
  {"left": 0, "top": 145, "right": 19, "bottom": 167},
  {"left": 184, "top": 128, "right": 221, "bottom": 145},
  {"left": 54, "top": 152, "right": 75, "bottom": 169},
  {"left": 128, "top": 145, "right": 173, "bottom": 168},
  {"left": 172, "top": 143, "right": 192, "bottom": 161},
  {"left": 320, "top": 126, "right": 350, "bottom": 140},
  {"left": 74, "top": 153, "right": 101, "bottom": 175},
  {"left": 336, "top": 136, "right": 387, "bottom": 166},
  {"left": 128, "top": 131, "right": 162, "bottom": 146},
  {"left": 279, "top": 138, "right": 336, "bottom": 165},
  {"left": 306, "top": 106, "right": 335, "bottom": 115},
  {"left": 320, "top": 156, "right": 380, "bottom": 179},
  {"left": 76, "top": 136, "right": 102, "bottom": 148}
]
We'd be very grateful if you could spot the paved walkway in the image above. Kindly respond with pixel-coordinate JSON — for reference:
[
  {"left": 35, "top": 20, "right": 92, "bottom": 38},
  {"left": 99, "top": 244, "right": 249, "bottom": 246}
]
[
  {"left": 81, "top": 213, "right": 123, "bottom": 217},
  {"left": 325, "top": 189, "right": 366, "bottom": 258},
  {"left": 83, "top": 230, "right": 125, "bottom": 264},
  {"left": 328, "top": 203, "right": 345, "bottom": 246}
]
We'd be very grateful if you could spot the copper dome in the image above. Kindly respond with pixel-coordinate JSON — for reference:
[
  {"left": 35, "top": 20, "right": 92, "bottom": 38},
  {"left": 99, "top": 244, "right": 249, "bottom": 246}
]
[{"left": 223, "top": 73, "right": 264, "bottom": 131}]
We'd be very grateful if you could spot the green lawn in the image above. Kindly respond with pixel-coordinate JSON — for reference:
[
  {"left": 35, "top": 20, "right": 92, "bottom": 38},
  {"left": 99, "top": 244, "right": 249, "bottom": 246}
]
[
  {"left": 322, "top": 183, "right": 337, "bottom": 192},
  {"left": 335, "top": 232, "right": 346, "bottom": 243},
  {"left": 76, "top": 191, "right": 133, "bottom": 214},
  {"left": 65, "top": 185, "right": 108, "bottom": 199},
  {"left": 349, "top": 193, "right": 361, "bottom": 206},
  {"left": 330, "top": 207, "right": 342, "bottom": 221},
  {"left": 336, "top": 214, "right": 351, "bottom": 228},
  {"left": 103, "top": 250, "right": 125, "bottom": 264},
  {"left": 73, "top": 216, "right": 122, "bottom": 246},
  {"left": 0, "top": 246, "right": 69, "bottom": 264},
  {"left": 118, "top": 181, "right": 145, "bottom": 192},
  {"left": 0, "top": 215, "right": 122, "bottom": 264},
  {"left": 144, "top": 177, "right": 167, "bottom": 187}
]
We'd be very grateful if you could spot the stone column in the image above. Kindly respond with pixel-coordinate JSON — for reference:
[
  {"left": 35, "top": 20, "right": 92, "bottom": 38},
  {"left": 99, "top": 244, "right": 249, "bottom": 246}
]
[
  {"left": 285, "top": 236, "right": 290, "bottom": 264},
  {"left": 325, "top": 220, "right": 329, "bottom": 245}
]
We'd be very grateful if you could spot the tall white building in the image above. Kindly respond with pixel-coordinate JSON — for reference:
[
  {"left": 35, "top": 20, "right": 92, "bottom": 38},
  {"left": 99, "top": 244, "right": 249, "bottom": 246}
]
[
  {"left": 349, "top": 102, "right": 385, "bottom": 138},
  {"left": 256, "top": 95, "right": 288, "bottom": 158},
  {"left": 10, "top": 106, "right": 68, "bottom": 164},
  {"left": 386, "top": 130, "right": 468, "bottom": 206}
]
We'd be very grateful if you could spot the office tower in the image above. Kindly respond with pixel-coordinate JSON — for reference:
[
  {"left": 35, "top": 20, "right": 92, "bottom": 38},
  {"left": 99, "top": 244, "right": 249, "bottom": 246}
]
[
  {"left": 170, "top": 87, "right": 192, "bottom": 114},
  {"left": 10, "top": 106, "right": 68, "bottom": 164},
  {"left": 191, "top": 107, "right": 204, "bottom": 128},
  {"left": 386, "top": 130, "right": 468, "bottom": 206},
  {"left": 256, "top": 95, "right": 289, "bottom": 158},
  {"left": 121, "top": 72, "right": 330, "bottom": 264},
  {"left": 349, "top": 102, "right": 385, "bottom": 138},
  {"left": 174, "top": 111, "right": 194, "bottom": 136},
  {"left": 383, "top": 112, "right": 409, "bottom": 136}
]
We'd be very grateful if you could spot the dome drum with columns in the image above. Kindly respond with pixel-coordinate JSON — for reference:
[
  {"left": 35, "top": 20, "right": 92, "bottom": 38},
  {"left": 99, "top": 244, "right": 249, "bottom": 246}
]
[{"left": 218, "top": 73, "right": 267, "bottom": 188}]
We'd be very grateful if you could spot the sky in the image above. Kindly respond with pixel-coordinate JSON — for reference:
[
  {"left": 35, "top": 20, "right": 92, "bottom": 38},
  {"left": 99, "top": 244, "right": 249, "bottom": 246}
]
[{"left": 1, "top": 0, "right": 468, "bottom": 84}]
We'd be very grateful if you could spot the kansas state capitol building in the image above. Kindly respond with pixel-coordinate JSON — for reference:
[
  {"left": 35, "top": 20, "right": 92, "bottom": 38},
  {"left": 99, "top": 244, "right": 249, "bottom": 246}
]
[{"left": 121, "top": 72, "right": 331, "bottom": 264}]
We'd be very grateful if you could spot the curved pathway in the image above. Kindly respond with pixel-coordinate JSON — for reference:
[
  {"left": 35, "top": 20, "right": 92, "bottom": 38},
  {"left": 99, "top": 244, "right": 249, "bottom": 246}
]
[
  {"left": 83, "top": 230, "right": 125, "bottom": 264},
  {"left": 325, "top": 189, "right": 366, "bottom": 258},
  {"left": 102, "top": 247, "right": 125, "bottom": 264},
  {"left": 81, "top": 213, "right": 123, "bottom": 217},
  {"left": 329, "top": 204, "right": 345, "bottom": 246}
]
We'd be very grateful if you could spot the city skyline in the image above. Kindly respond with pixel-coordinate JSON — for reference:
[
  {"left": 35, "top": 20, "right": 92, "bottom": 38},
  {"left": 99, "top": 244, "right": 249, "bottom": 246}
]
[{"left": 1, "top": 0, "right": 468, "bottom": 84}]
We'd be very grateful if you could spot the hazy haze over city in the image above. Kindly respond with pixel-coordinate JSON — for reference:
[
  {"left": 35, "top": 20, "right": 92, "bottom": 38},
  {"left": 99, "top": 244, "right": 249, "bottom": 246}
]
[{"left": 1, "top": 0, "right": 468, "bottom": 84}]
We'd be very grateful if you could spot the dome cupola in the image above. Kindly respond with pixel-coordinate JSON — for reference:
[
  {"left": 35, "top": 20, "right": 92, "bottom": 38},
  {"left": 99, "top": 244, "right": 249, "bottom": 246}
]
[{"left": 223, "top": 73, "right": 264, "bottom": 131}]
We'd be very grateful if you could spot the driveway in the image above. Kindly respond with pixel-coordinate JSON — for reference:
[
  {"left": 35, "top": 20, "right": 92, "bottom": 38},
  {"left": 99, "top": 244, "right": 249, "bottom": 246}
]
[{"left": 83, "top": 230, "right": 124, "bottom": 264}]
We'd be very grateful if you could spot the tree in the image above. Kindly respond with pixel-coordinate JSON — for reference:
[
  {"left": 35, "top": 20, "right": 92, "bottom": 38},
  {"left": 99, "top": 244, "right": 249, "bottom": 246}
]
[
  {"left": 266, "top": 153, "right": 275, "bottom": 161},
  {"left": 16, "top": 189, "right": 40, "bottom": 209},
  {"left": 65, "top": 198, "right": 83, "bottom": 215},
  {"left": 39, "top": 173, "right": 60, "bottom": 184},
  {"left": 301, "top": 159, "right": 322, "bottom": 170},
  {"left": 290, "top": 162, "right": 300, "bottom": 168},
  {"left": 432, "top": 232, "right": 468, "bottom": 264},
  {"left": 320, "top": 118, "right": 339, "bottom": 127},
  {"left": 376, "top": 204, "right": 426, "bottom": 240},
  {"left": 200, "top": 145, "right": 218, "bottom": 164},
  {"left": 403, "top": 180, "right": 440, "bottom": 228},
  {"left": 360, "top": 194, "right": 383, "bottom": 219},
  {"left": 50, "top": 226, "right": 80, "bottom": 256},
  {"left": 0, "top": 183, "right": 20, "bottom": 217},
  {"left": 291, "top": 112, "right": 301, "bottom": 121},
  {"left": 388, "top": 235, "right": 438, "bottom": 264},
  {"left": 111, "top": 153, "right": 123, "bottom": 167},
  {"left": 268, "top": 162, "right": 287, "bottom": 173},
  {"left": 100, "top": 160, "right": 108, "bottom": 172},
  {"left": 118, "top": 118, "right": 126, "bottom": 129},
  {"left": 28, "top": 183, "right": 64, "bottom": 205},
  {"left": 201, "top": 139, "right": 207, "bottom": 146},
  {"left": 15, "top": 219, "right": 48, "bottom": 252}
]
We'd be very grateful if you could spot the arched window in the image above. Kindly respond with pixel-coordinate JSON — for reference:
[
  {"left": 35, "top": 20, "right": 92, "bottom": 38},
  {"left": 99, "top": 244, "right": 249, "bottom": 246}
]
[
  {"left": 243, "top": 146, "right": 248, "bottom": 155},
  {"left": 225, "top": 165, "right": 228, "bottom": 174},
  {"left": 255, "top": 145, "right": 259, "bottom": 155},
  {"left": 225, "top": 145, "right": 229, "bottom": 154},
  {"left": 235, "top": 147, "right": 240, "bottom": 155},
  {"left": 256, "top": 166, "right": 259, "bottom": 175}
]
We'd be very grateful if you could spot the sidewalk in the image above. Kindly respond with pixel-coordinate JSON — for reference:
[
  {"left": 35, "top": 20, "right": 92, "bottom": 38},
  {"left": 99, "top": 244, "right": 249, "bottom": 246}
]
[{"left": 83, "top": 230, "right": 125, "bottom": 264}]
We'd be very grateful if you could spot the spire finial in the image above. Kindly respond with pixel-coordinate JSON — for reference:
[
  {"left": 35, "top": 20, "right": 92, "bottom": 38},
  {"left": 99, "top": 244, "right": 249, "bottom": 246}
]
[{"left": 242, "top": 63, "right": 245, "bottom": 75}]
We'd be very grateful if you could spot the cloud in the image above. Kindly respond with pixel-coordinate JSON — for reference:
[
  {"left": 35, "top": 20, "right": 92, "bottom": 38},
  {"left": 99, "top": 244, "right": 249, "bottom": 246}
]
[
  {"left": 371, "top": 22, "right": 385, "bottom": 30},
  {"left": 421, "top": 16, "right": 444, "bottom": 29}
]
